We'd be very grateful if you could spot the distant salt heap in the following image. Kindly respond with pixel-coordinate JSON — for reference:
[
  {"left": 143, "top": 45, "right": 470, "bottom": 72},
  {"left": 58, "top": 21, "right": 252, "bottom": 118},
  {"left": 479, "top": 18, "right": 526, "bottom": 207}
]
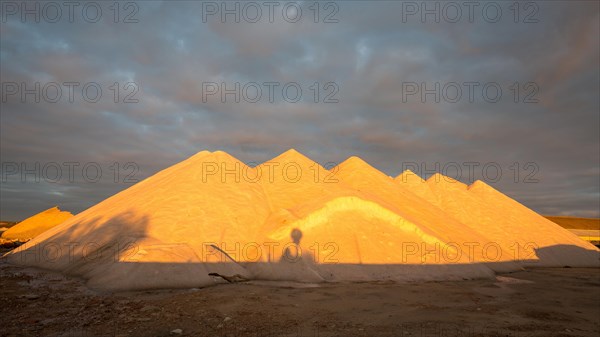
[
  {"left": 2, "top": 206, "right": 73, "bottom": 241},
  {"left": 6, "top": 150, "right": 599, "bottom": 290}
]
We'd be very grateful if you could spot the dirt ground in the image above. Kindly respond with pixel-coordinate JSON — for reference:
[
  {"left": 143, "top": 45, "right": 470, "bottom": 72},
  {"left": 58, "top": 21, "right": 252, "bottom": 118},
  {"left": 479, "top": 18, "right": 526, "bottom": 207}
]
[{"left": 1, "top": 260, "right": 598, "bottom": 337}]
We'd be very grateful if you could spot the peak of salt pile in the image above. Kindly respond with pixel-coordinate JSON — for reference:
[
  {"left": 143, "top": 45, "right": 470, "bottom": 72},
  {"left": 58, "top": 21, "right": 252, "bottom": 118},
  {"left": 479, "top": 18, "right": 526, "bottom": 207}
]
[
  {"left": 334, "top": 155, "right": 396, "bottom": 193},
  {"left": 337, "top": 155, "right": 380, "bottom": 171},
  {"left": 7, "top": 150, "right": 599, "bottom": 290},
  {"left": 264, "top": 149, "right": 323, "bottom": 172},
  {"left": 272, "top": 148, "right": 306, "bottom": 160},
  {"left": 395, "top": 170, "right": 425, "bottom": 184},
  {"left": 256, "top": 149, "right": 339, "bottom": 212}
]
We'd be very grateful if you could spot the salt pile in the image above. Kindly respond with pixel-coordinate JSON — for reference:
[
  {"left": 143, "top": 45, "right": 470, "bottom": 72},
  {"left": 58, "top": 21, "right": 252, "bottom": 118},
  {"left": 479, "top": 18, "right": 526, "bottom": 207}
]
[
  {"left": 6, "top": 150, "right": 599, "bottom": 290},
  {"left": 1, "top": 206, "right": 73, "bottom": 241},
  {"left": 396, "top": 171, "right": 599, "bottom": 267}
]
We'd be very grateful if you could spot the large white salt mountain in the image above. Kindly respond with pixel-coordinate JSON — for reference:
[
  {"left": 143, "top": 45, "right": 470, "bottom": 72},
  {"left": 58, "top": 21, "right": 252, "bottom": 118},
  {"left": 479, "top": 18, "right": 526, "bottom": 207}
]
[{"left": 6, "top": 150, "right": 599, "bottom": 290}]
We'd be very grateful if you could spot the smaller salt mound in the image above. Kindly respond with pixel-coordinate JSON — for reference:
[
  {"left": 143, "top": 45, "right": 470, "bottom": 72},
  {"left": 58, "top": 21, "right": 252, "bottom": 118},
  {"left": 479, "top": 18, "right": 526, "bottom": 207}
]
[{"left": 1, "top": 207, "right": 73, "bottom": 241}]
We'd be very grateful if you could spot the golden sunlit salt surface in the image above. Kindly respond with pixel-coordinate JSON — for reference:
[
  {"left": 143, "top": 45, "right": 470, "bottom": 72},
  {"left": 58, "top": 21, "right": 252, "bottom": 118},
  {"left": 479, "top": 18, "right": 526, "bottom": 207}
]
[
  {"left": 6, "top": 150, "right": 600, "bottom": 290},
  {"left": 396, "top": 170, "right": 599, "bottom": 267},
  {"left": 1, "top": 206, "right": 73, "bottom": 241}
]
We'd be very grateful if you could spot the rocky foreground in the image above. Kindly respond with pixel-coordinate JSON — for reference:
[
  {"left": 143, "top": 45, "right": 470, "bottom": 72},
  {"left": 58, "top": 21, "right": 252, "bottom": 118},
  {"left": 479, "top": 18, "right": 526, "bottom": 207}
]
[{"left": 1, "top": 259, "right": 598, "bottom": 337}]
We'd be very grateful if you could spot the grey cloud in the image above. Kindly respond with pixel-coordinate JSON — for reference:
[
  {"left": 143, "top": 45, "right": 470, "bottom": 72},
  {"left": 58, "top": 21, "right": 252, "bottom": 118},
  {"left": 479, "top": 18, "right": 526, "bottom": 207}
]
[{"left": 1, "top": 1, "right": 598, "bottom": 220}]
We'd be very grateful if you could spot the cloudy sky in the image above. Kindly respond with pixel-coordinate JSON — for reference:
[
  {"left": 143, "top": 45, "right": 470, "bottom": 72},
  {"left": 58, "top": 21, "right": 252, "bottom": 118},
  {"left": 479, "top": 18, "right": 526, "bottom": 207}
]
[{"left": 1, "top": 1, "right": 598, "bottom": 220}]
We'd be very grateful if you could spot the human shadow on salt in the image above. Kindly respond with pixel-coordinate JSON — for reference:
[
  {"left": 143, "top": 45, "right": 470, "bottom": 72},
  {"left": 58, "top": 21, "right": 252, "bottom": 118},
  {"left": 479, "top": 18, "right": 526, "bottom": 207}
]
[{"left": 244, "top": 228, "right": 323, "bottom": 283}]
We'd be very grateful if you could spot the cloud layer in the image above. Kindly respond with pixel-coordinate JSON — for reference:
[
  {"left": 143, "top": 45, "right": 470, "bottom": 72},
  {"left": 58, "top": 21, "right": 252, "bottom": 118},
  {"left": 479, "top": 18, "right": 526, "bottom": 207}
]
[{"left": 1, "top": 1, "right": 598, "bottom": 220}]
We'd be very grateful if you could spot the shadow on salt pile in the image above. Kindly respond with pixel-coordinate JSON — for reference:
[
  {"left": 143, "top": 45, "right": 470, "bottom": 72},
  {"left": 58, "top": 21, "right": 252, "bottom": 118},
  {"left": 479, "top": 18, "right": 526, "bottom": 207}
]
[
  {"left": 3, "top": 211, "right": 152, "bottom": 283},
  {"left": 5, "top": 212, "right": 600, "bottom": 292},
  {"left": 75, "top": 245, "right": 600, "bottom": 292},
  {"left": 533, "top": 244, "right": 600, "bottom": 267}
]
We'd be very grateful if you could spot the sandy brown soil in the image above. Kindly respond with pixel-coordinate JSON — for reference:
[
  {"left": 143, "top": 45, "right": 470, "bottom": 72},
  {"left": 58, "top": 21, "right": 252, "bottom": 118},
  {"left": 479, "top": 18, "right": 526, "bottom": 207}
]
[{"left": 1, "top": 260, "right": 598, "bottom": 337}]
